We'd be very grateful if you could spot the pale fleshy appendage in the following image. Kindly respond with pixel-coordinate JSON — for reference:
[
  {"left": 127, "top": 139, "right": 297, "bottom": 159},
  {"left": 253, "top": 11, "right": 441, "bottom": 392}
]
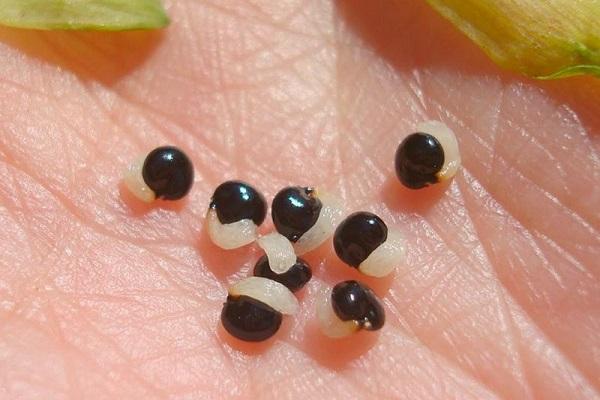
[
  {"left": 229, "top": 277, "right": 299, "bottom": 315},
  {"left": 294, "top": 190, "right": 344, "bottom": 255},
  {"left": 122, "top": 156, "right": 155, "bottom": 203},
  {"left": 256, "top": 232, "right": 297, "bottom": 274},
  {"left": 206, "top": 208, "right": 257, "bottom": 250},
  {"left": 358, "top": 229, "right": 406, "bottom": 278},
  {"left": 416, "top": 120, "right": 461, "bottom": 181},
  {"left": 316, "top": 287, "right": 359, "bottom": 338}
]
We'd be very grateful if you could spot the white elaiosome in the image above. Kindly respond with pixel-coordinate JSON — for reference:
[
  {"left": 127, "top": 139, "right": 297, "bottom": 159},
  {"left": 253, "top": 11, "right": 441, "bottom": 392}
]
[
  {"left": 358, "top": 229, "right": 406, "bottom": 277},
  {"left": 257, "top": 232, "right": 296, "bottom": 274},
  {"left": 123, "top": 156, "right": 156, "bottom": 203},
  {"left": 206, "top": 208, "right": 257, "bottom": 250},
  {"left": 229, "top": 277, "right": 299, "bottom": 315},
  {"left": 316, "top": 287, "right": 358, "bottom": 338},
  {"left": 294, "top": 190, "right": 344, "bottom": 255},
  {"left": 416, "top": 120, "right": 461, "bottom": 181}
]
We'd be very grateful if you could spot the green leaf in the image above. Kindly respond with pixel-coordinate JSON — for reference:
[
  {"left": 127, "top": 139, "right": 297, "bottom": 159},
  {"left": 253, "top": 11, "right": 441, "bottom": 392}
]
[
  {"left": 0, "top": 0, "right": 169, "bottom": 31},
  {"left": 424, "top": 0, "right": 600, "bottom": 79}
]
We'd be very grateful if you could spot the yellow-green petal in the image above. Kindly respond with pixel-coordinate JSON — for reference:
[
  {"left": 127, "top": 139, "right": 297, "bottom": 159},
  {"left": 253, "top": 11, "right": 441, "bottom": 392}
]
[
  {"left": 0, "top": 0, "right": 169, "bottom": 31},
  {"left": 424, "top": 0, "right": 600, "bottom": 79}
]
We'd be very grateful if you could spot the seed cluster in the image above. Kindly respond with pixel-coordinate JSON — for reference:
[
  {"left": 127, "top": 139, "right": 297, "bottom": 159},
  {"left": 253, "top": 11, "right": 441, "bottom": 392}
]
[
  {"left": 207, "top": 182, "right": 345, "bottom": 341},
  {"left": 205, "top": 181, "right": 398, "bottom": 341},
  {"left": 123, "top": 121, "right": 459, "bottom": 344}
]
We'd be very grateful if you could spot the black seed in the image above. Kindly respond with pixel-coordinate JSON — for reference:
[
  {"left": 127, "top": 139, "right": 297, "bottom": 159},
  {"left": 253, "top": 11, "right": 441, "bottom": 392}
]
[
  {"left": 142, "top": 146, "right": 194, "bottom": 200},
  {"left": 272, "top": 186, "right": 322, "bottom": 242},
  {"left": 253, "top": 255, "right": 312, "bottom": 292},
  {"left": 331, "top": 280, "right": 385, "bottom": 331},
  {"left": 395, "top": 133, "right": 445, "bottom": 189},
  {"left": 333, "top": 212, "right": 388, "bottom": 267},
  {"left": 221, "top": 295, "right": 282, "bottom": 342},
  {"left": 210, "top": 181, "right": 267, "bottom": 225}
]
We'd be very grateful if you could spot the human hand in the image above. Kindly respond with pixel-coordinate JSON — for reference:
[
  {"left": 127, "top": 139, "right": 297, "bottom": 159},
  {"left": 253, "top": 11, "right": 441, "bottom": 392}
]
[{"left": 0, "top": 1, "right": 598, "bottom": 398}]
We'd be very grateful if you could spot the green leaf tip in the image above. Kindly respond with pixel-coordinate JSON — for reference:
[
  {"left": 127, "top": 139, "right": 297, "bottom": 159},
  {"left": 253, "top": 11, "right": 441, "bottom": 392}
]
[
  {"left": 0, "top": 0, "right": 170, "bottom": 31},
  {"left": 424, "top": 0, "right": 600, "bottom": 79}
]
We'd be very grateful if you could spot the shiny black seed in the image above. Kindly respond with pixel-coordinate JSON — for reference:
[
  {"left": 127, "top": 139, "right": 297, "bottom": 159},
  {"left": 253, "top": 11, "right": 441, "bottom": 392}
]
[
  {"left": 272, "top": 186, "right": 322, "bottom": 242},
  {"left": 395, "top": 132, "right": 445, "bottom": 189},
  {"left": 333, "top": 212, "right": 388, "bottom": 268},
  {"left": 142, "top": 146, "right": 194, "bottom": 200},
  {"left": 331, "top": 280, "right": 385, "bottom": 331},
  {"left": 210, "top": 181, "right": 267, "bottom": 225},
  {"left": 221, "top": 295, "right": 282, "bottom": 342},
  {"left": 253, "top": 255, "right": 312, "bottom": 292}
]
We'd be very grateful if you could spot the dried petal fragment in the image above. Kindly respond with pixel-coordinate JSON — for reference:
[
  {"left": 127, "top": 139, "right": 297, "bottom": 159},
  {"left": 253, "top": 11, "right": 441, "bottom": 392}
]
[
  {"left": 0, "top": 0, "right": 169, "bottom": 31},
  {"left": 423, "top": 0, "right": 600, "bottom": 78}
]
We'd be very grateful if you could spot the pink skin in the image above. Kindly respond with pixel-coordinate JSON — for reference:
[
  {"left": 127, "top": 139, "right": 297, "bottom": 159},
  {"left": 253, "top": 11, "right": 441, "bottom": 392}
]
[{"left": 0, "top": 0, "right": 599, "bottom": 398}]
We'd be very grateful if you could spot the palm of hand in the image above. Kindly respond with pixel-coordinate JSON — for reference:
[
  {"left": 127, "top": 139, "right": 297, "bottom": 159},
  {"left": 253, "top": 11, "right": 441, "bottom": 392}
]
[{"left": 0, "top": 0, "right": 598, "bottom": 399}]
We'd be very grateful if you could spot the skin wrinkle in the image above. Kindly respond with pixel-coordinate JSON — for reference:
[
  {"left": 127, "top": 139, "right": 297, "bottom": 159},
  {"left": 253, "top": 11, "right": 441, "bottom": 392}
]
[
  {"left": 288, "top": 302, "right": 499, "bottom": 400},
  {"left": 502, "top": 123, "right": 599, "bottom": 227},
  {"left": 459, "top": 171, "right": 600, "bottom": 392},
  {"left": 43, "top": 300, "right": 84, "bottom": 400},
  {"left": 473, "top": 83, "right": 598, "bottom": 224},
  {"left": 0, "top": 90, "right": 123, "bottom": 185},
  {"left": 53, "top": 301, "right": 168, "bottom": 397},
  {"left": 67, "top": 303, "right": 208, "bottom": 393},
  {"left": 355, "top": 331, "right": 500, "bottom": 400},
  {"left": 507, "top": 300, "right": 600, "bottom": 400},
  {"left": 435, "top": 106, "right": 599, "bottom": 276},
  {"left": 533, "top": 231, "right": 594, "bottom": 279},
  {"left": 400, "top": 213, "right": 532, "bottom": 398}
]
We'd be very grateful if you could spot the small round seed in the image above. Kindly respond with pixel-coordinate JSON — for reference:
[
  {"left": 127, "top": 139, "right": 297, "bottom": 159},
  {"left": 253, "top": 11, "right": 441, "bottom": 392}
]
[
  {"left": 253, "top": 255, "right": 312, "bottom": 292},
  {"left": 207, "top": 181, "right": 267, "bottom": 249},
  {"left": 334, "top": 212, "right": 404, "bottom": 277},
  {"left": 222, "top": 277, "right": 298, "bottom": 342},
  {"left": 334, "top": 212, "right": 388, "bottom": 267},
  {"left": 221, "top": 295, "right": 282, "bottom": 342},
  {"left": 210, "top": 180, "right": 267, "bottom": 225},
  {"left": 142, "top": 146, "right": 194, "bottom": 200},
  {"left": 331, "top": 280, "right": 385, "bottom": 331},
  {"left": 395, "top": 120, "right": 461, "bottom": 189},
  {"left": 272, "top": 186, "right": 322, "bottom": 242},
  {"left": 395, "top": 133, "right": 444, "bottom": 189}
]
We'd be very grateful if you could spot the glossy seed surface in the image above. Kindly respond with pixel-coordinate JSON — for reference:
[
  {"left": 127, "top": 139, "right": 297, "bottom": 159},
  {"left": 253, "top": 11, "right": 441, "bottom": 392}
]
[
  {"left": 221, "top": 295, "right": 282, "bottom": 342},
  {"left": 331, "top": 280, "right": 385, "bottom": 331},
  {"left": 210, "top": 180, "right": 267, "bottom": 225},
  {"left": 395, "top": 132, "right": 445, "bottom": 189},
  {"left": 272, "top": 186, "right": 322, "bottom": 242},
  {"left": 333, "top": 211, "right": 388, "bottom": 267},
  {"left": 253, "top": 255, "right": 312, "bottom": 292},
  {"left": 142, "top": 146, "right": 194, "bottom": 200}
]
